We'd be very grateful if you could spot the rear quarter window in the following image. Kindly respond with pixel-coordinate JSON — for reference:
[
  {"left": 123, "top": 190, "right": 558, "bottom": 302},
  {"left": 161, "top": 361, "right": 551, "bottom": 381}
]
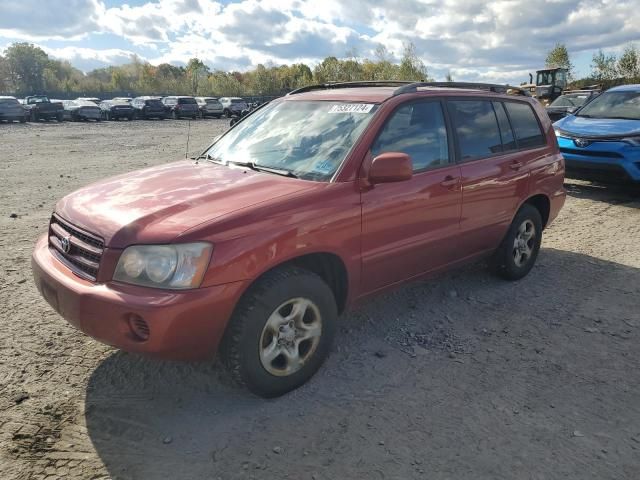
[
  {"left": 447, "top": 100, "right": 503, "bottom": 160},
  {"left": 504, "top": 102, "right": 546, "bottom": 148}
]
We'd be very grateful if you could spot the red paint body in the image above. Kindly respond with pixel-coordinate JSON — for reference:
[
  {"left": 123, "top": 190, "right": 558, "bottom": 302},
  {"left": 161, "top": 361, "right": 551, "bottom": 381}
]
[{"left": 32, "top": 87, "right": 566, "bottom": 360}]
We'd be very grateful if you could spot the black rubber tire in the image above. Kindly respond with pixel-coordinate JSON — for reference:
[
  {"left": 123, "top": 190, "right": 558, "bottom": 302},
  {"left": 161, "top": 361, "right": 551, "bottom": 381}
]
[
  {"left": 172, "top": 110, "right": 177, "bottom": 120},
  {"left": 220, "top": 266, "right": 337, "bottom": 398},
  {"left": 224, "top": 109, "right": 231, "bottom": 118},
  {"left": 490, "top": 203, "right": 543, "bottom": 281},
  {"left": 57, "top": 113, "right": 64, "bottom": 122},
  {"left": 19, "top": 117, "right": 26, "bottom": 123}
]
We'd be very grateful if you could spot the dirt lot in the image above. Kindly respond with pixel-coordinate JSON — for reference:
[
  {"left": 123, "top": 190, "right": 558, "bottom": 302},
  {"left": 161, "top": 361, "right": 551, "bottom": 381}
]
[{"left": 1, "top": 119, "right": 639, "bottom": 480}]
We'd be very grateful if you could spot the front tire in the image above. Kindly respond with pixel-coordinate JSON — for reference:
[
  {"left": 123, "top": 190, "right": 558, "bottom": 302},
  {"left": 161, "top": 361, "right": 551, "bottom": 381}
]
[
  {"left": 220, "top": 267, "right": 337, "bottom": 398},
  {"left": 490, "top": 203, "right": 543, "bottom": 281}
]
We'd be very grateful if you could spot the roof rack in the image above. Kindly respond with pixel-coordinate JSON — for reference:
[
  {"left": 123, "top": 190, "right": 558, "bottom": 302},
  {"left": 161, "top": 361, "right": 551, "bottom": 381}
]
[
  {"left": 287, "top": 81, "right": 417, "bottom": 96},
  {"left": 393, "top": 82, "right": 530, "bottom": 96}
]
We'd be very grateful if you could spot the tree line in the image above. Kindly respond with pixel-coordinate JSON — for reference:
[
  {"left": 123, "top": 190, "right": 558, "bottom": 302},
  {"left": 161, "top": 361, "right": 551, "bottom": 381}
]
[
  {"left": 544, "top": 43, "right": 640, "bottom": 88},
  {"left": 2, "top": 41, "right": 639, "bottom": 99},
  {"left": 0, "top": 42, "right": 431, "bottom": 98}
]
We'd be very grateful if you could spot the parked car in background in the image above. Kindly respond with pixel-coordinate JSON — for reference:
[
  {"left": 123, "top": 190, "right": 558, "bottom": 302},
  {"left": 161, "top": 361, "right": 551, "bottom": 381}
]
[
  {"left": 132, "top": 96, "right": 166, "bottom": 119},
  {"left": 195, "top": 97, "right": 224, "bottom": 118},
  {"left": 32, "top": 81, "right": 565, "bottom": 398},
  {"left": 546, "top": 90, "right": 599, "bottom": 122},
  {"left": 162, "top": 96, "right": 199, "bottom": 119},
  {"left": 0, "top": 96, "right": 28, "bottom": 123},
  {"left": 554, "top": 84, "right": 640, "bottom": 183},
  {"left": 99, "top": 99, "right": 135, "bottom": 121},
  {"left": 62, "top": 100, "right": 102, "bottom": 122},
  {"left": 76, "top": 97, "right": 101, "bottom": 105},
  {"left": 112, "top": 97, "right": 133, "bottom": 104},
  {"left": 219, "top": 96, "right": 248, "bottom": 117},
  {"left": 23, "top": 95, "right": 64, "bottom": 122}
]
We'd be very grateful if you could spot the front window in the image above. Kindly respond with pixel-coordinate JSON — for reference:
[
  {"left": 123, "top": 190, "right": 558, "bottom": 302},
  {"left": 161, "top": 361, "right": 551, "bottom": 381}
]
[
  {"left": 577, "top": 91, "right": 640, "bottom": 120},
  {"left": 205, "top": 100, "right": 378, "bottom": 181}
]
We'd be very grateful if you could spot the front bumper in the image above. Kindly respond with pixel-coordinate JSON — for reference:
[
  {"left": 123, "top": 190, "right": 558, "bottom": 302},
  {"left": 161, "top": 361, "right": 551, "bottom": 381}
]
[
  {"left": 32, "top": 235, "right": 246, "bottom": 361},
  {"left": 557, "top": 136, "right": 640, "bottom": 182}
]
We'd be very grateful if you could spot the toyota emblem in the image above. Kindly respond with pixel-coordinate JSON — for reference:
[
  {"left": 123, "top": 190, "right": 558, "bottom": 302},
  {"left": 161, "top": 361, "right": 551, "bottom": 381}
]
[
  {"left": 60, "top": 235, "right": 71, "bottom": 253},
  {"left": 574, "top": 138, "right": 591, "bottom": 148}
]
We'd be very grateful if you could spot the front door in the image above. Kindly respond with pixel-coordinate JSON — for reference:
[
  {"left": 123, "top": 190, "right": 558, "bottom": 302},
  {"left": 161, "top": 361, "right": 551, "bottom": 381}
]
[{"left": 360, "top": 100, "right": 462, "bottom": 294}]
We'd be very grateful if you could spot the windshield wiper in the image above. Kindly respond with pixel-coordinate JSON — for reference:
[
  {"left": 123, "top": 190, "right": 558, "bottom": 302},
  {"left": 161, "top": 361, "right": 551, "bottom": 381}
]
[{"left": 226, "top": 160, "right": 298, "bottom": 178}]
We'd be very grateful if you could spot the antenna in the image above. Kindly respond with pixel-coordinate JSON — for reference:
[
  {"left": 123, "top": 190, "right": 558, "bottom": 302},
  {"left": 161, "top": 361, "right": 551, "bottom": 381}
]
[{"left": 185, "top": 118, "right": 191, "bottom": 159}]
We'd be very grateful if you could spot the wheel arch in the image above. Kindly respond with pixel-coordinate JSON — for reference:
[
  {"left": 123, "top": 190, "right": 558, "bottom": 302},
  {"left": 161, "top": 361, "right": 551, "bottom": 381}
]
[
  {"left": 234, "top": 251, "right": 350, "bottom": 315},
  {"left": 522, "top": 193, "right": 551, "bottom": 229}
]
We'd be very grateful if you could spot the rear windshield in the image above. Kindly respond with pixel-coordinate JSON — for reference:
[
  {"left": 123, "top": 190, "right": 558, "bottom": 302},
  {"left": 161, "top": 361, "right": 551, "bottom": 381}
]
[
  {"left": 28, "top": 96, "right": 49, "bottom": 104},
  {"left": 576, "top": 91, "right": 640, "bottom": 120},
  {"left": 550, "top": 95, "right": 589, "bottom": 108},
  {"left": 231, "top": 99, "right": 246, "bottom": 104},
  {"left": 206, "top": 100, "right": 378, "bottom": 181},
  {"left": 178, "top": 98, "right": 197, "bottom": 105},
  {"left": 205, "top": 99, "right": 221, "bottom": 104},
  {"left": 0, "top": 98, "right": 19, "bottom": 106},
  {"left": 145, "top": 99, "right": 163, "bottom": 107}
]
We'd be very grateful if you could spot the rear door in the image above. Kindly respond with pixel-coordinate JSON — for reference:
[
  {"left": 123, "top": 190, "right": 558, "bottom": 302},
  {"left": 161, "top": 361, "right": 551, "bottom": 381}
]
[
  {"left": 447, "top": 99, "right": 545, "bottom": 256},
  {"left": 360, "top": 100, "right": 462, "bottom": 293}
]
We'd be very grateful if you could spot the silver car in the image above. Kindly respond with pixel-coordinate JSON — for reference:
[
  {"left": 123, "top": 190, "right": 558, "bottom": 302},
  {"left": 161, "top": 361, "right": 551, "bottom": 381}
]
[
  {"left": 0, "top": 96, "right": 28, "bottom": 123},
  {"left": 62, "top": 100, "right": 102, "bottom": 121},
  {"left": 218, "top": 97, "right": 248, "bottom": 117},
  {"left": 195, "top": 97, "right": 224, "bottom": 118}
]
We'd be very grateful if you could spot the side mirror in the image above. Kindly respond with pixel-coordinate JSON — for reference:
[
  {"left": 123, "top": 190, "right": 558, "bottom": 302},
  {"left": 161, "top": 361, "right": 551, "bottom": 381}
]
[{"left": 369, "top": 152, "right": 413, "bottom": 184}]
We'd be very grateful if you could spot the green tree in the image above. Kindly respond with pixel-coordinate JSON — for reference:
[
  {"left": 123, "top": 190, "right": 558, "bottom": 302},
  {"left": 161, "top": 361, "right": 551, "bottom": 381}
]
[
  {"left": 545, "top": 43, "right": 574, "bottom": 79},
  {"left": 445, "top": 71, "right": 454, "bottom": 82},
  {"left": 398, "top": 42, "right": 430, "bottom": 81},
  {"left": 591, "top": 49, "right": 618, "bottom": 81},
  {"left": 4, "top": 42, "right": 50, "bottom": 95},
  {"left": 186, "top": 57, "right": 209, "bottom": 95},
  {"left": 617, "top": 45, "right": 639, "bottom": 79}
]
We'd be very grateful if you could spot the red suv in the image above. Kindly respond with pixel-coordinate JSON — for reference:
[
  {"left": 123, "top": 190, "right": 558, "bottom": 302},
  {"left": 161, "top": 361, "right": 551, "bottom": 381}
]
[{"left": 32, "top": 82, "right": 565, "bottom": 397}]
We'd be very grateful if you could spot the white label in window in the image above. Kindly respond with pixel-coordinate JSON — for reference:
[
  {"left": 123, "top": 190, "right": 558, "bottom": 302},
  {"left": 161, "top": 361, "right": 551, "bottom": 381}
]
[{"left": 328, "top": 103, "right": 375, "bottom": 114}]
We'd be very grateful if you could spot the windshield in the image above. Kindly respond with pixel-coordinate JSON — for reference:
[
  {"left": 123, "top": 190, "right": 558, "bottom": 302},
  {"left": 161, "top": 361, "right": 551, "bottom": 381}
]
[
  {"left": 205, "top": 100, "right": 378, "bottom": 181},
  {"left": 550, "top": 95, "right": 589, "bottom": 108},
  {"left": 145, "top": 99, "right": 163, "bottom": 107},
  {"left": 0, "top": 98, "right": 19, "bottom": 106},
  {"left": 178, "top": 97, "right": 197, "bottom": 105},
  {"left": 231, "top": 99, "right": 246, "bottom": 104},
  {"left": 205, "top": 99, "right": 220, "bottom": 104},
  {"left": 577, "top": 91, "right": 640, "bottom": 120}
]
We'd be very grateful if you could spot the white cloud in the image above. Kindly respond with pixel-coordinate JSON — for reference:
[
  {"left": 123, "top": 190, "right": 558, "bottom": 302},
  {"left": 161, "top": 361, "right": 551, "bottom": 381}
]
[{"left": 1, "top": 0, "right": 640, "bottom": 82}]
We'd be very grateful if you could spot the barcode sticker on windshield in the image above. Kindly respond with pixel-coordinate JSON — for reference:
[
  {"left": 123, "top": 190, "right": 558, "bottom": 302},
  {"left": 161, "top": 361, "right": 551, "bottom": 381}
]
[{"left": 328, "top": 103, "right": 375, "bottom": 114}]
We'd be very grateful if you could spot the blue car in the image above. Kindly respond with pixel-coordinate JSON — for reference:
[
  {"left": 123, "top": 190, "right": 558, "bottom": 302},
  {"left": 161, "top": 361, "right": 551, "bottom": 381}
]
[{"left": 554, "top": 84, "right": 640, "bottom": 183}]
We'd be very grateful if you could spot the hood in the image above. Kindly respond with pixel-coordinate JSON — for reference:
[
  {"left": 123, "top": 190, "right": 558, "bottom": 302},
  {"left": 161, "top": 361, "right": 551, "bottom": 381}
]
[
  {"left": 554, "top": 114, "right": 640, "bottom": 137},
  {"left": 55, "top": 160, "right": 314, "bottom": 248}
]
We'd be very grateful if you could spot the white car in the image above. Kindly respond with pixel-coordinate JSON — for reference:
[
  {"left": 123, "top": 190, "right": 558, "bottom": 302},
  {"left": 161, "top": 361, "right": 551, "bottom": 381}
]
[{"left": 218, "top": 97, "right": 248, "bottom": 117}]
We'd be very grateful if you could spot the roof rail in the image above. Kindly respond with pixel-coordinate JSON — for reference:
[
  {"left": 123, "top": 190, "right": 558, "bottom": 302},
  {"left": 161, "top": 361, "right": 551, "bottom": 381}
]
[
  {"left": 287, "top": 81, "right": 417, "bottom": 96},
  {"left": 393, "top": 82, "right": 530, "bottom": 97}
]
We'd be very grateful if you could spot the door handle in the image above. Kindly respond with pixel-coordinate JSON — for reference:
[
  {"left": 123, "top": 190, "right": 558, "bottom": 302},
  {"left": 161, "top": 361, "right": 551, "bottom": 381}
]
[
  {"left": 509, "top": 161, "right": 524, "bottom": 170},
  {"left": 440, "top": 176, "right": 459, "bottom": 188}
]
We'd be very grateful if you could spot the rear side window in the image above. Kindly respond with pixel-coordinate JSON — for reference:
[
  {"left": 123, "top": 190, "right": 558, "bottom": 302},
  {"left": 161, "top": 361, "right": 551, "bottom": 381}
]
[
  {"left": 493, "top": 102, "right": 517, "bottom": 151},
  {"left": 371, "top": 101, "right": 450, "bottom": 172},
  {"left": 504, "top": 102, "right": 545, "bottom": 148},
  {"left": 448, "top": 100, "right": 503, "bottom": 160}
]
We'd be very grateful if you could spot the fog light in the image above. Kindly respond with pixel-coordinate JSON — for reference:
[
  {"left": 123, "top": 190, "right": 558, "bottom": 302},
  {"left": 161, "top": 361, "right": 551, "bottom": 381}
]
[{"left": 128, "top": 314, "right": 150, "bottom": 341}]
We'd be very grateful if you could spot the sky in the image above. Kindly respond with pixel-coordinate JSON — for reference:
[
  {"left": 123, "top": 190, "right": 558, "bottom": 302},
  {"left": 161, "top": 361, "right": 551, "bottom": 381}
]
[{"left": 0, "top": 0, "right": 639, "bottom": 84}]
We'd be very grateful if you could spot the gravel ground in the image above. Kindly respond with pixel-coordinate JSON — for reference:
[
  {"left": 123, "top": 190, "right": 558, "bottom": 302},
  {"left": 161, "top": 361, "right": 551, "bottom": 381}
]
[{"left": 1, "top": 119, "right": 639, "bottom": 480}]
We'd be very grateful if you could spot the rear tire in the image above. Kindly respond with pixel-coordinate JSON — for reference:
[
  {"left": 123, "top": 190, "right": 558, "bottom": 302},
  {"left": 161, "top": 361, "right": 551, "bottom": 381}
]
[
  {"left": 490, "top": 203, "right": 543, "bottom": 281},
  {"left": 220, "top": 266, "right": 337, "bottom": 398}
]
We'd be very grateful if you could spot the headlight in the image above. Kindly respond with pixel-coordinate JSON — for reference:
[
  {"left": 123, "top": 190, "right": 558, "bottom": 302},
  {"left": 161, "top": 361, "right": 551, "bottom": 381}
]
[
  {"left": 114, "top": 243, "right": 213, "bottom": 289},
  {"left": 554, "top": 129, "right": 565, "bottom": 139}
]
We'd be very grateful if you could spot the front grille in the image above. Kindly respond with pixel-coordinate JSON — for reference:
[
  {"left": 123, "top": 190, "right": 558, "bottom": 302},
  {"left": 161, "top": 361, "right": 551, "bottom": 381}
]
[
  {"left": 559, "top": 147, "right": 624, "bottom": 159},
  {"left": 48, "top": 214, "right": 104, "bottom": 281}
]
